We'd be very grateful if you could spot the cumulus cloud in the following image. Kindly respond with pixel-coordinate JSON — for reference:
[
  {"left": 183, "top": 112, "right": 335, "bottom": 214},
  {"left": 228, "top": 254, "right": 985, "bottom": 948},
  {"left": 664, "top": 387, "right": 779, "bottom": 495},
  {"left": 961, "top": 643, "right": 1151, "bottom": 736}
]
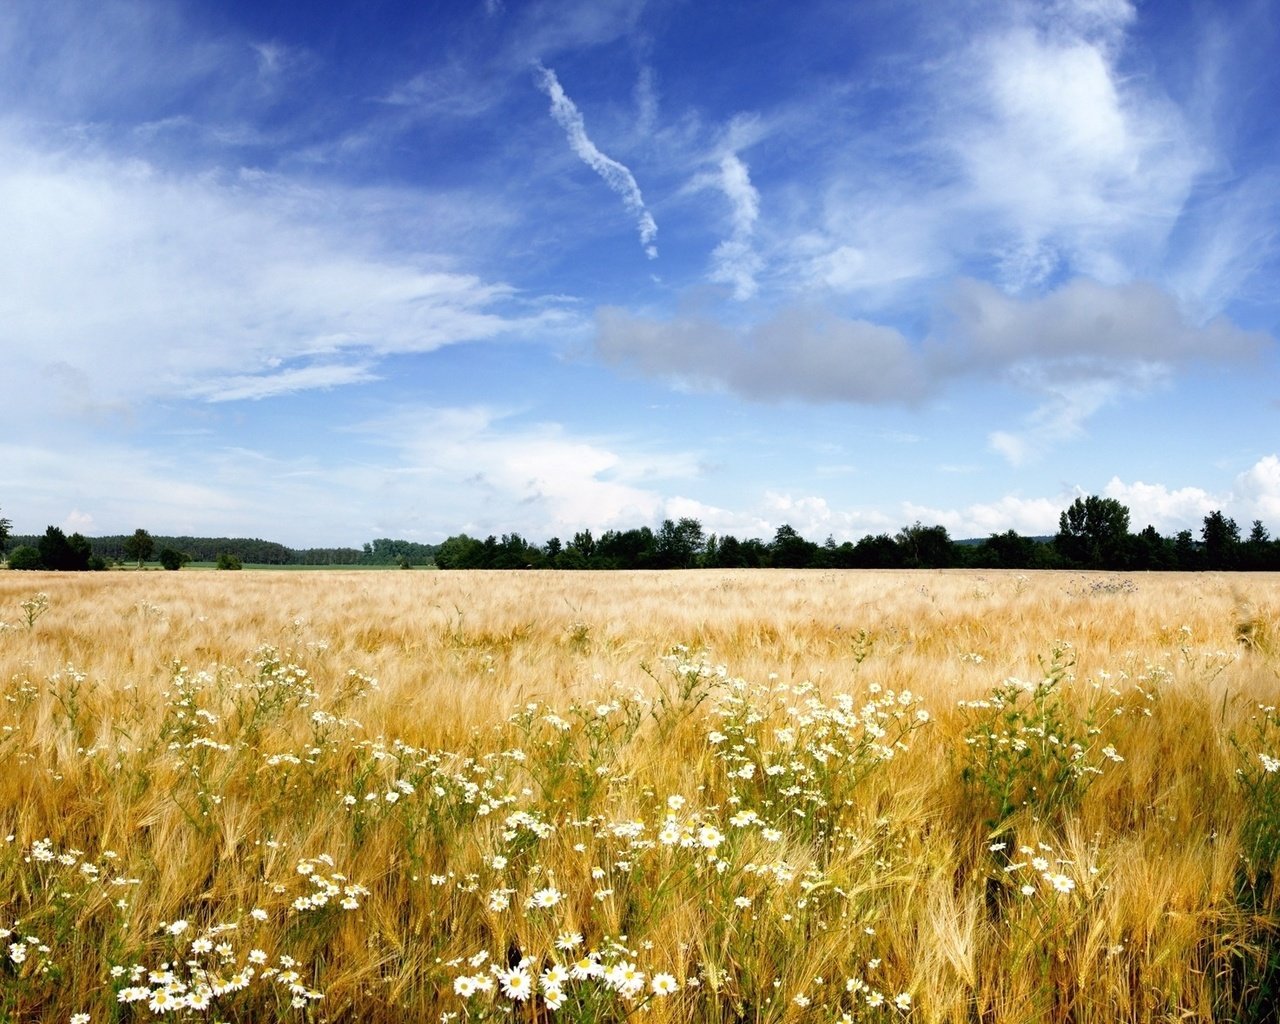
[
  {"left": 360, "top": 405, "right": 707, "bottom": 538},
  {"left": 1235, "top": 455, "right": 1280, "bottom": 521},
  {"left": 760, "top": 492, "right": 896, "bottom": 541},
  {"left": 535, "top": 64, "right": 658, "bottom": 258},
  {"left": 1096, "top": 455, "right": 1280, "bottom": 533},
  {"left": 901, "top": 495, "right": 1065, "bottom": 538},
  {"left": 1102, "top": 477, "right": 1220, "bottom": 532}
]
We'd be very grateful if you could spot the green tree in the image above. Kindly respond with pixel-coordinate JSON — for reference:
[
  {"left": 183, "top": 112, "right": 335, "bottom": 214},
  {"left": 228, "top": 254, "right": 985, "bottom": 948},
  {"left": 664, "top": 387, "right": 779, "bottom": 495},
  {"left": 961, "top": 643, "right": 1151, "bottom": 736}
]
[
  {"left": 1173, "top": 529, "right": 1198, "bottom": 570},
  {"left": 433, "top": 535, "right": 483, "bottom": 570},
  {"left": 1242, "top": 520, "right": 1278, "bottom": 571},
  {"left": 1131, "top": 525, "right": 1173, "bottom": 570},
  {"left": 1054, "top": 496, "right": 1131, "bottom": 568},
  {"left": 7, "top": 545, "right": 41, "bottom": 570},
  {"left": 770, "top": 524, "right": 819, "bottom": 568},
  {"left": 1201, "top": 510, "right": 1240, "bottom": 570},
  {"left": 38, "top": 526, "right": 92, "bottom": 571},
  {"left": 123, "top": 528, "right": 155, "bottom": 568},
  {"left": 568, "top": 530, "right": 596, "bottom": 561},
  {"left": 654, "top": 517, "right": 705, "bottom": 568},
  {"left": 976, "top": 529, "right": 1037, "bottom": 569},
  {"left": 0, "top": 506, "right": 10, "bottom": 556},
  {"left": 215, "top": 552, "right": 242, "bottom": 570},
  {"left": 896, "top": 522, "right": 954, "bottom": 568},
  {"left": 851, "top": 533, "right": 904, "bottom": 568},
  {"left": 158, "top": 548, "right": 188, "bottom": 571},
  {"left": 595, "top": 527, "right": 657, "bottom": 568}
]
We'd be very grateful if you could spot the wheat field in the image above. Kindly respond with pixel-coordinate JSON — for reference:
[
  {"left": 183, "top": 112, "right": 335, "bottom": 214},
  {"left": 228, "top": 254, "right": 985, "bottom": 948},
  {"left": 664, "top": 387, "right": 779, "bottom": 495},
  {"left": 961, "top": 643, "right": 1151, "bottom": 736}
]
[{"left": 1, "top": 568, "right": 1278, "bottom": 1024}]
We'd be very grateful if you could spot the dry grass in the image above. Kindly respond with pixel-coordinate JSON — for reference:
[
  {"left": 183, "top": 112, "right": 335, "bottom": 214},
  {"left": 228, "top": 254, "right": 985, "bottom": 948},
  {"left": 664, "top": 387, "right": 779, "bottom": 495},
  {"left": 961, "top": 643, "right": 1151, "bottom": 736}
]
[{"left": 1, "top": 568, "right": 1278, "bottom": 1023}]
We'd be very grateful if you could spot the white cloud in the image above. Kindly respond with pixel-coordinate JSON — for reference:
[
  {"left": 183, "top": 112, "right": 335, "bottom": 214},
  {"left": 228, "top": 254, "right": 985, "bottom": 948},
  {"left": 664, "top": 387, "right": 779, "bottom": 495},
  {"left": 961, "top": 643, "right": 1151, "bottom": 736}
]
[
  {"left": 535, "top": 65, "right": 658, "bottom": 258},
  {"left": 1096, "top": 456, "right": 1280, "bottom": 533},
  {"left": 708, "top": 153, "right": 762, "bottom": 299},
  {"left": 1102, "top": 477, "right": 1220, "bottom": 532},
  {"left": 901, "top": 495, "right": 1064, "bottom": 538},
  {"left": 0, "top": 440, "right": 247, "bottom": 539},
  {"left": 360, "top": 405, "right": 706, "bottom": 539},
  {"left": 1234, "top": 455, "right": 1280, "bottom": 522},
  {"left": 949, "top": 5, "right": 1203, "bottom": 289},
  {"left": 798, "top": 0, "right": 1204, "bottom": 301},
  {"left": 63, "top": 509, "right": 95, "bottom": 534},
  {"left": 195, "top": 362, "right": 381, "bottom": 403},
  {"left": 954, "top": 277, "right": 1265, "bottom": 465},
  {"left": 760, "top": 492, "right": 896, "bottom": 541},
  {"left": 986, "top": 373, "right": 1142, "bottom": 467},
  {"left": 0, "top": 130, "right": 545, "bottom": 421},
  {"left": 634, "top": 65, "right": 658, "bottom": 137}
]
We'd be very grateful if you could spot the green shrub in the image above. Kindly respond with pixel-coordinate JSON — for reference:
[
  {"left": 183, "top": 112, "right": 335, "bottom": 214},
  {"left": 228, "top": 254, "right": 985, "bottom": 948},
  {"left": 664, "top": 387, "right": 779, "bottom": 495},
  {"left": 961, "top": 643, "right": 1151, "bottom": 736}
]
[{"left": 7, "top": 545, "right": 42, "bottom": 570}]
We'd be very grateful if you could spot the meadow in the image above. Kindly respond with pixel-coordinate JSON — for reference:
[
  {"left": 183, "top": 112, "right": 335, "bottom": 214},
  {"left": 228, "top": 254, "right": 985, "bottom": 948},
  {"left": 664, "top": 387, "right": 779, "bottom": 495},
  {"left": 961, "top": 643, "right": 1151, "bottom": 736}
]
[{"left": 1, "top": 568, "right": 1278, "bottom": 1024}]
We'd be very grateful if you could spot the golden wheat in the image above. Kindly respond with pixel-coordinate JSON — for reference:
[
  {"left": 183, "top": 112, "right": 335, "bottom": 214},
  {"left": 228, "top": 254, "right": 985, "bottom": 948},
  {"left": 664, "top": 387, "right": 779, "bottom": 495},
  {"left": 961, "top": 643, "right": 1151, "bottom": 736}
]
[{"left": 1, "top": 568, "right": 1278, "bottom": 1023}]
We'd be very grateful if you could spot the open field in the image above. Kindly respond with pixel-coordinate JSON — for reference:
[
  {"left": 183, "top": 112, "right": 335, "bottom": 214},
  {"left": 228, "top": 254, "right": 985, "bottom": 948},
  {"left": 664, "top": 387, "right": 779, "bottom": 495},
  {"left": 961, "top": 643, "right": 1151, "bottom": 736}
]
[{"left": 1, "top": 569, "right": 1278, "bottom": 1023}]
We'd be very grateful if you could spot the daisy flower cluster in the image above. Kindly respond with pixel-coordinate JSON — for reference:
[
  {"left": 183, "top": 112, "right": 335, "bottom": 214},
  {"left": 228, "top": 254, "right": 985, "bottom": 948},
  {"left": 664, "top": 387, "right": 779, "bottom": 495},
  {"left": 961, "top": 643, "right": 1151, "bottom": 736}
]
[
  {"left": 290, "top": 854, "right": 369, "bottom": 912},
  {"left": 2, "top": 925, "right": 54, "bottom": 977},
  {"left": 704, "top": 672, "right": 930, "bottom": 837},
  {"left": 991, "top": 839, "right": 1094, "bottom": 899},
  {"left": 450, "top": 935, "right": 680, "bottom": 1012},
  {"left": 112, "top": 920, "right": 323, "bottom": 1014}
]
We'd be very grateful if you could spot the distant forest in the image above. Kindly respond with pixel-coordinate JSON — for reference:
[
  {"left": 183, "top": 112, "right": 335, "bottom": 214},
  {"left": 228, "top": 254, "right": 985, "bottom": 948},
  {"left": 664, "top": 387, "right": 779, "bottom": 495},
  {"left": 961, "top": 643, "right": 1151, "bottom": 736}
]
[
  {"left": 1, "top": 532, "right": 434, "bottom": 569},
  {"left": 3, "top": 496, "right": 1280, "bottom": 573}
]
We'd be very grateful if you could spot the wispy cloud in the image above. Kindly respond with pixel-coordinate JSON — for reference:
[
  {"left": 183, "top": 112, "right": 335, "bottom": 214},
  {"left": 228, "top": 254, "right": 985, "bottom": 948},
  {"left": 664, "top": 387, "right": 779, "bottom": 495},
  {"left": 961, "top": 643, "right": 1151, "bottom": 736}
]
[
  {"left": 707, "top": 153, "right": 761, "bottom": 299},
  {"left": 196, "top": 362, "right": 380, "bottom": 403},
  {"left": 535, "top": 64, "right": 658, "bottom": 258},
  {"left": 794, "top": 0, "right": 1206, "bottom": 305},
  {"left": 0, "top": 130, "right": 549, "bottom": 420}
]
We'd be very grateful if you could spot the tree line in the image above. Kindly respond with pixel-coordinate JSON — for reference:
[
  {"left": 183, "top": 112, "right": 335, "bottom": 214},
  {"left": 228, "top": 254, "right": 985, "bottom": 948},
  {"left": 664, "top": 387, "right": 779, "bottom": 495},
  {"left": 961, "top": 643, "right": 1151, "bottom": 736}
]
[
  {"left": 4, "top": 497, "right": 1279, "bottom": 572},
  {"left": 0, "top": 521, "right": 437, "bottom": 570},
  {"left": 434, "top": 498, "right": 1280, "bottom": 572}
]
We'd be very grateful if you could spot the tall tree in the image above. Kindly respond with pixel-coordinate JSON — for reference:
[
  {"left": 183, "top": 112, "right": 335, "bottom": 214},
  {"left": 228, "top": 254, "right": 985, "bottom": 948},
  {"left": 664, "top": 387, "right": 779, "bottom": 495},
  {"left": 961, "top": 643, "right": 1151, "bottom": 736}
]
[
  {"left": 0, "top": 506, "right": 10, "bottom": 556},
  {"left": 896, "top": 522, "right": 954, "bottom": 568},
  {"left": 38, "top": 526, "right": 92, "bottom": 571},
  {"left": 654, "top": 518, "right": 705, "bottom": 568},
  {"left": 1054, "top": 496, "right": 1131, "bottom": 568},
  {"left": 123, "top": 528, "right": 155, "bottom": 568},
  {"left": 770, "top": 524, "right": 819, "bottom": 568},
  {"left": 1200, "top": 510, "right": 1241, "bottom": 570}
]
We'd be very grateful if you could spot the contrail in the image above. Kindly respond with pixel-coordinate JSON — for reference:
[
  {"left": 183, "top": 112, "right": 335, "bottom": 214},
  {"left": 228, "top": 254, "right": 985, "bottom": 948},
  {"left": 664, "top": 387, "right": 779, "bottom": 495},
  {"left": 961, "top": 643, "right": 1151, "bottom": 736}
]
[{"left": 536, "top": 65, "right": 658, "bottom": 259}]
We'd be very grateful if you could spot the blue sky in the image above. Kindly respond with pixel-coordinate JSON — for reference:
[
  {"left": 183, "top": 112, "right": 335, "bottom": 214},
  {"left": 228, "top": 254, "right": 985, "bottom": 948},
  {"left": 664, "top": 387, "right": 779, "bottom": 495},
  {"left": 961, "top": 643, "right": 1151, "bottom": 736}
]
[{"left": 3, "top": 0, "right": 1279, "bottom": 547}]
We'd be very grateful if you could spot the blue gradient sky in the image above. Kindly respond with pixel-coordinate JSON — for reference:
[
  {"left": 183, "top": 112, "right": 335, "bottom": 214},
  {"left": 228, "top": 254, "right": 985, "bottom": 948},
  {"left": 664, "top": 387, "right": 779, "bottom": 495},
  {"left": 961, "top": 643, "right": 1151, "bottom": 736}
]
[{"left": 2, "top": 0, "right": 1278, "bottom": 546}]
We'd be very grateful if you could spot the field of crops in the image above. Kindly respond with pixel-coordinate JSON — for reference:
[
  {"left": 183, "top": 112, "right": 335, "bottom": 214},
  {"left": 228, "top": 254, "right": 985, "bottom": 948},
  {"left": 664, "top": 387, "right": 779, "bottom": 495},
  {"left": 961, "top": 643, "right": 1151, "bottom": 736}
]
[{"left": 1, "top": 568, "right": 1278, "bottom": 1023}]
